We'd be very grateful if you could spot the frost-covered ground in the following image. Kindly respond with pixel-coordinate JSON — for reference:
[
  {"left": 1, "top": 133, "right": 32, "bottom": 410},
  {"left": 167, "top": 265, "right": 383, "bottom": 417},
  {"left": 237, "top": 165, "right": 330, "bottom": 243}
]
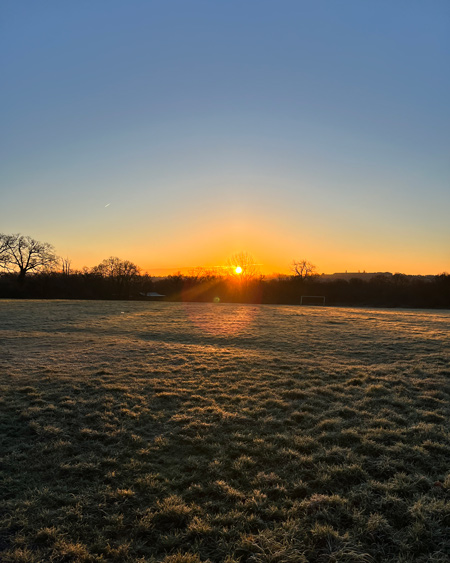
[{"left": 1, "top": 301, "right": 449, "bottom": 562}]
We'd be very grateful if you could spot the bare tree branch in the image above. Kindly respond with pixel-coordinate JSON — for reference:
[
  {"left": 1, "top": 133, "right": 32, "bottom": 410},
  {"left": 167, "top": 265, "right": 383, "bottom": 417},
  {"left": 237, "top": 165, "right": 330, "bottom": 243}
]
[
  {"left": 91, "top": 256, "right": 140, "bottom": 280},
  {"left": 60, "top": 257, "right": 72, "bottom": 276},
  {"left": 90, "top": 256, "right": 141, "bottom": 297},
  {"left": 0, "top": 233, "right": 58, "bottom": 280},
  {"left": 226, "top": 252, "right": 261, "bottom": 284},
  {"left": 290, "top": 259, "right": 317, "bottom": 279}
]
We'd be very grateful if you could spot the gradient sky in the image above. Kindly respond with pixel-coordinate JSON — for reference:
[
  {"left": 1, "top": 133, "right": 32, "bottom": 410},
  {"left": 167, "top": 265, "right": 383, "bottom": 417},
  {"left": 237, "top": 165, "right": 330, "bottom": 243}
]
[{"left": 1, "top": 1, "right": 449, "bottom": 275}]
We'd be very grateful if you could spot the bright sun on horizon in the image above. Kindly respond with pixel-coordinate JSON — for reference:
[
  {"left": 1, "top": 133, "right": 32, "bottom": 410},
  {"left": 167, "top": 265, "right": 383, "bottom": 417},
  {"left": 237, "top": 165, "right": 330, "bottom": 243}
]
[{"left": 235, "top": 266, "right": 243, "bottom": 274}]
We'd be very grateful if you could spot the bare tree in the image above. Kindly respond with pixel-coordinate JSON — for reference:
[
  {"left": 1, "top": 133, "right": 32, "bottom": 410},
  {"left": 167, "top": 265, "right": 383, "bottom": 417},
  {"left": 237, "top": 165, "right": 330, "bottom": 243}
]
[
  {"left": 60, "top": 257, "right": 72, "bottom": 276},
  {"left": 91, "top": 256, "right": 140, "bottom": 297},
  {"left": 188, "top": 266, "right": 222, "bottom": 282},
  {"left": 0, "top": 236, "right": 8, "bottom": 264},
  {"left": 0, "top": 233, "right": 58, "bottom": 281},
  {"left": 226, "top": 251, "right": 261, "bottom": 283},
  {"left": 291, "top": 259, "right": 317, "bottom": 279},
  {"left": 91, "top": 256, "right": 140, "bottom": 279}
]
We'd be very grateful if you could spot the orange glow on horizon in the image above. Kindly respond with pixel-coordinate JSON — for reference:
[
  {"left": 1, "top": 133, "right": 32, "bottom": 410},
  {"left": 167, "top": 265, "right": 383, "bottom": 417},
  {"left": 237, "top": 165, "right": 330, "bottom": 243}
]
[
  {"left": 51, "top": 202, "right": 449, "bottom": 279},
  {"left": 58, "top": 237, "right": 448, "bottom": 278}
]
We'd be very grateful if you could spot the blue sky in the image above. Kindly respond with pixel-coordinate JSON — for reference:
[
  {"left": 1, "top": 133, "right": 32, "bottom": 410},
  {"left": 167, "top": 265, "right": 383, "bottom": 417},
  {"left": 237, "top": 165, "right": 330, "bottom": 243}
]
[{"left": 1, "top": 1, "right": 449, "bottom": 274}]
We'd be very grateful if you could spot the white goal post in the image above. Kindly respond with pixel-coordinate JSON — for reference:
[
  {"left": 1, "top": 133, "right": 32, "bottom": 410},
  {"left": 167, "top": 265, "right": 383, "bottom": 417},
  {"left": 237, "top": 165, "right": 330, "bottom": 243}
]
[{"left": 300, "top": 295, "right": 326, "bottom": 306}]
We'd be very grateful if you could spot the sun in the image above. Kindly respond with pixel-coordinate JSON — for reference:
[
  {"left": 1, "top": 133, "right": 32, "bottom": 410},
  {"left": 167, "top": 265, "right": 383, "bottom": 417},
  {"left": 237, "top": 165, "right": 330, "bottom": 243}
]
[{"left": 235, "top": 266, "right": 243, "bottom": 274}]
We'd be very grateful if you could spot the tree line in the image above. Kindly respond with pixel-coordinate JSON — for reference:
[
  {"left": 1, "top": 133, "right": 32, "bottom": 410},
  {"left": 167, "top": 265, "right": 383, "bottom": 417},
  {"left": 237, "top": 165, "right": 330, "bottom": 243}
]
[{"left": 1, "top": 233, "right": 449, "bottom": 308}]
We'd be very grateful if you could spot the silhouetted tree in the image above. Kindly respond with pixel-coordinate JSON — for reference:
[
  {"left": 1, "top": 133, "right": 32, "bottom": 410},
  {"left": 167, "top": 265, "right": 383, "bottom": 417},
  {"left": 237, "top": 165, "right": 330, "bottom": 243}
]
[
  {"left": 91, "top": 256, "right": 140, "bottom": 278},
  {"left": 187, "top": 266, "right": 223, "bottom": 283},
  {"left": 0, "top": 236, "right": 7, "bottom": 262},
  {"left": 91, "top": 256, "right": 140, "bottom": 298},
  {"left": 291, "top": 259, "right": 317, "bottom": 279},
  {"left": 60, "top": 257, "right": 72, "bottom": 276},
  {"left": 226, "top": 251, "right": 261, "bottom": 283},
  {"left": 0, "top": 233, "right": 58, "bottom": 281}
]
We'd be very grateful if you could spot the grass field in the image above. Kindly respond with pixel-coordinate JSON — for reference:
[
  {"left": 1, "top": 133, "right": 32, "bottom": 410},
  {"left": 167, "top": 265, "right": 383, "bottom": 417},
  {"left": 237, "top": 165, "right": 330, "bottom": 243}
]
[{"left": 1, "top": 300, "right": 449, "bottom": 563}]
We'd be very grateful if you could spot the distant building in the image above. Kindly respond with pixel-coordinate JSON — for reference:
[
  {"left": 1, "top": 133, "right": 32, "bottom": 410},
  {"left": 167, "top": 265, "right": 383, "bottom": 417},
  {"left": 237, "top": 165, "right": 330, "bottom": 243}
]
[{"left": 318, "top": 272, "right": 393, "bottom": 281}]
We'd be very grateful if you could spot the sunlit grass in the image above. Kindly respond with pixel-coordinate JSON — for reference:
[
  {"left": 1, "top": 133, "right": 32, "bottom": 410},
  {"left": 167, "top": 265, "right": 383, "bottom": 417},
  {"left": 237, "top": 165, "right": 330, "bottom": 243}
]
[{"left": 1, "top": 301, "right": 449, "bottom": 562}]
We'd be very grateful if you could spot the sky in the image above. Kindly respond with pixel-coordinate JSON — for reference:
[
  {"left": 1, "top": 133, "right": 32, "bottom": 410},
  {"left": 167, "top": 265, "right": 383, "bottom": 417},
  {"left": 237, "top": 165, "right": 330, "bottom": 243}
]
[{"left": 1, "top": 0, "right": 449, "bottom": 275}]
